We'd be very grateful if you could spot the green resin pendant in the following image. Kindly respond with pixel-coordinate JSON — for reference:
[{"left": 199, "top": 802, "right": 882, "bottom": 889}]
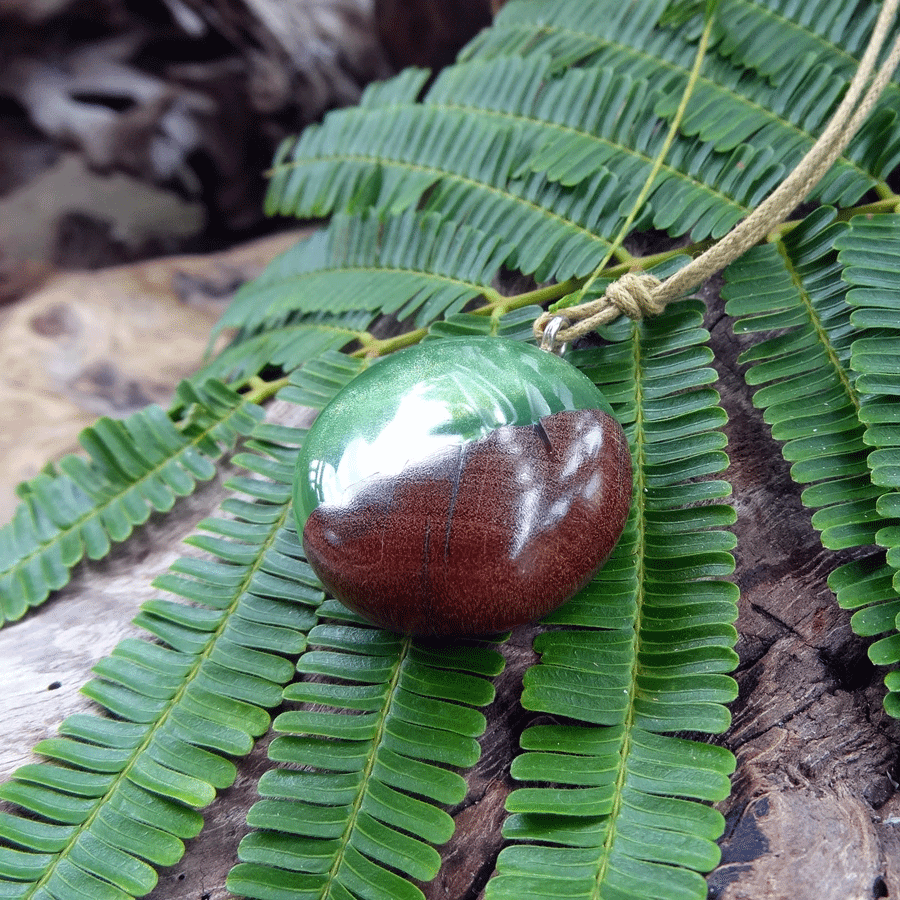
[{"left": 294, "top": 337, "right": 632, "bottom": 636}]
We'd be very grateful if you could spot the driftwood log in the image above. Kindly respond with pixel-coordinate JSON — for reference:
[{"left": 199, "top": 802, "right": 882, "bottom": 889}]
[
  {"left": 0, "top": 0, "right": 495, "bottom": 247},
  {"left": 1, "top": 277, "right": 899, "bottom": 900},
  {"left": 0, "top": 0, "right": 391, "bottom": 237}
]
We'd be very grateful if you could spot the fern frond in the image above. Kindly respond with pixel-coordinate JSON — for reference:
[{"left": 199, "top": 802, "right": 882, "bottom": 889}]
[
  {"left": 274, "top": 350, "right": 367, "bottom": 411},
  {"left": 227, "top": 603, "right": 505, "bottom": 900},
  {"left": 355, "top": 67, "right": 432, "bottom": 108},
  {"left": 723, "top": 207, "right": 900, "bottom": 717},
  {"left": 712, "top": 0, "right": 884, "bottom": 83},
  {"left": 215, "top": 211, "right": 513, "bottom": 340},
  {"left": 486, "top": 299, "right": 738, "bottom": 900},
  {"left": 840, "top": 213, "right": 900, "bottom": 558},
  {"left": 830, "top": 213, "right": 900, "bottom": 713},
  {"left": 263, "top": 53, "right": 767, "bottom": 270},
  {"left": 828, "top": 553, "right": 900, "bottom": 717},
  {"left": 460, "top": 0, "right": 900, "bottom": 203},
  {"left": 0, "top": 380, "right": 264, "bottom": 627},
  {"left": 424, "top": 55, "right": 768, "bottom": 240},
  {"left": 722, "top": 207, "right": 900, "bottom": 551},
  {"left": 201, "top": 311, "right": 374, "bottom": 387},
  {"left": 265, "top": 102, "right": 625, "bottom": 282},
  {"left": 0, "top": 462, "right": 310, "bottom": 896},
  {"left": 422, "top": 305, "right": 544, "bottom": 342},
  {"left": 458, "top": 0, "right": 671, "bottom": 67},
  {"left": 657, "top": 56, "right": 900, "bottom": 200},
  {"left": 0, "top": 355, "right": 366, "bottom": 898},
  {"left": 265, "top": 10, "right": 900, "bottom": 287}
]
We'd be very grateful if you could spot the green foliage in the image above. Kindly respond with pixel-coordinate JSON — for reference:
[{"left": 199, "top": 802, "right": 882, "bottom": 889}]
[
  {"left": 0, "top": 414, "right": 325, "bottom": 898},
  {"left": 0, "top": 381, "right": 264, "bottom": 625},
  {"left": 831, "top": 215, "right": 900, "bottom": 715},
  {"left": 486, "top": 300, "right": 738, "bottom": 900},
  {"left": 217, "top": 210, "right": 515, "bottom": 337},
  {"left": 722, "top": 207, "right": 886, "bottom": 551},
  {"left": 838, "top": 214, "right": 900, "bottom": 577},
  {"left": 722, "top": 209, "right": 900, "bottom": 712},
  {"left": 2, "top": 1, "right": 900, "bottom": 899},
  {"left": 229, "top": 608, "right": 504, "bottom": 900}
]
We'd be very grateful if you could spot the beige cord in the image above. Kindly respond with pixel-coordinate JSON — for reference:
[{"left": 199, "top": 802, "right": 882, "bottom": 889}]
[{"left": 534, "top": 0, "right": 900, "bottom": 346}]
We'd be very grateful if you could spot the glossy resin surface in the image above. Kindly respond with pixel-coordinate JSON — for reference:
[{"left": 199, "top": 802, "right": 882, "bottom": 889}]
[{"left": 294, "top": 337, "right": 632, "bottom": 636}]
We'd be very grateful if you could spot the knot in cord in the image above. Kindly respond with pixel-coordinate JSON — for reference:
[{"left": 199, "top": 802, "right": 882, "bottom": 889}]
[
  {"left": 534, "top": 272, "right": 664, "bottom": 348},
  {"left": 605, "top": 272, "right": 665, "bottom": 319}
]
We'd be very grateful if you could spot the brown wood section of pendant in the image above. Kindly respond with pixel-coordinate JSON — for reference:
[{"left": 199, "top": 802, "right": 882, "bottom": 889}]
[{"left": 302, "top": 408, "right": 633, "bottom": 636}]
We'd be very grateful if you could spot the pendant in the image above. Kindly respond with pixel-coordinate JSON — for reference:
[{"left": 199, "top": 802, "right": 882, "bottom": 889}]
[{"left": 293, "top": 337, "right": 632, "bottom": 637}]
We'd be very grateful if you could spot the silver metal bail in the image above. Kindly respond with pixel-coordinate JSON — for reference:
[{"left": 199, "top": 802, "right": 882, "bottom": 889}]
[{"left": 540, "top": 315, "right": 568, "bottom": 356}]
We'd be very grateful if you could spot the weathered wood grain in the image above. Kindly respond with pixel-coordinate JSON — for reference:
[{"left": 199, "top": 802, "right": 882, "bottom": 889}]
[{"left": 1, "top": 294, "right": 899, "bottom": 900}]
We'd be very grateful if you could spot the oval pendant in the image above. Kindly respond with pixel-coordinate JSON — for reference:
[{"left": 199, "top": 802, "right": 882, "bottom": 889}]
[{"left": 294, "top": 337, "right": 632, "bottom": 636}]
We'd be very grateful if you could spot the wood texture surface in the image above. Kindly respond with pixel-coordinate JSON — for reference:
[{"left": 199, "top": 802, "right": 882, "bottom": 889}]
[{"left": 0, "top": 230, "right": 308, "bottom": 522}]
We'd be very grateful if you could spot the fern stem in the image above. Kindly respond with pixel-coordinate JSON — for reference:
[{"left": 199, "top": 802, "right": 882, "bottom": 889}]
[
  {"left": 485, "top": 278, "right": 582, "bottom": 320},
  {"left": 592, "top": 321, "right": 647, "bottom": 898},
  {"left": 874, "top": 181, "right": 900, "bottom": 202},
  {"left": 355, "top": 326, "right": 430, "bottom": 359},
  {"left": 346, "top": 242, "right": 712, "bottom": 360},
  {"left": 770, "top": 197, "right": 900, "bottom": 239},
  {"left": 355, "top": 278, "right": 584, "bottom": 358},
  {"left": 572, "top": 12, "right": 716, "bottom": 308},
  {"left": 835, "top": 196, "right": 900, "bottom": 220},
  {"left": 243, "top": 375, "right": 291, "bottom": 404}
]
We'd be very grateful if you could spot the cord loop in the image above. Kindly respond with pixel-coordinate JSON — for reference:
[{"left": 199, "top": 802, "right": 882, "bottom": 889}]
[
  {"left": 606, "top": 272, "right": 665, "bottom": 319},
  {"left": 534, "top": 272, "right": 663, "bottom": 348}
]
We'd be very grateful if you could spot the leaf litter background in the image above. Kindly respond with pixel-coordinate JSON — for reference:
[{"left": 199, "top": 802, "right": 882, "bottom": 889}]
[{"left": 3, "top": 2, "right": 900, "bottom": 899}]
